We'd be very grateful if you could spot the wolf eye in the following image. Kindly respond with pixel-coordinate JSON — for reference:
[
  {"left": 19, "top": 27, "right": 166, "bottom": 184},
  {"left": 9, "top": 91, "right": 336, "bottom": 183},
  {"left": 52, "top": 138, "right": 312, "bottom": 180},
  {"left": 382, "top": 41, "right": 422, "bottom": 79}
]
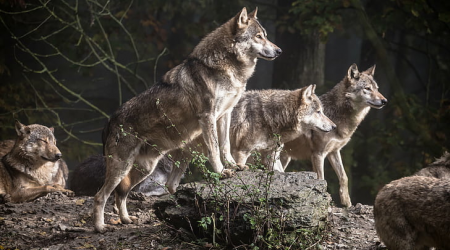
[
  {"left": 38, "top": 138, "right": 48, "bottom": 144},
  {"left": 317, "top": 110, "right": 321, "bottom": 114},
  {"left": 365, "top": 87, "right": 371, "bottom": 91},
  {"left": 256, "top": 34, "right": 262, "bottom": 39}
]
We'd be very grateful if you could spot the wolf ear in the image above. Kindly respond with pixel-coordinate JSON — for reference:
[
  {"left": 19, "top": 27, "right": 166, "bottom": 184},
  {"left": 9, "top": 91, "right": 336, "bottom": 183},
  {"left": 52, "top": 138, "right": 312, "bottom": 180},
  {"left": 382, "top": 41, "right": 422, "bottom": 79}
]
[
  {"left": 348, "top": 63, "right": 360, "bottom": 80},
  {"left": 248, "top": 7, "right": 258, "bottom": 19},
  {"left": 364, "top": 64, "right": 376, "bottom": 76},
  {"left": 301, "top": 85, "right": 314, "bottom": 102},
  {"left": 237, "top": 7, "right": 249, "bottom": 29},
  {"left": 15, "top": 120, "right": 30, "bottom": 136},
  {"left": 49, "top": 127, "right": 54, "bottom": 133}
]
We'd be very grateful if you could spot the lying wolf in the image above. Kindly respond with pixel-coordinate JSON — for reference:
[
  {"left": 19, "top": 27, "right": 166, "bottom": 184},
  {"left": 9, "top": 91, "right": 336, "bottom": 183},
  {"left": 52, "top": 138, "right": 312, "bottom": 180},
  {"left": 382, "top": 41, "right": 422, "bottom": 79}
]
[
  {"left": 0, "top": 121, "right": 73, "bottom": 203},
  {"left": 374, "top": 152, "right": 450, "bottom": 249},
  {"left": 69, "top": 154, "right": 173, "bottom": 197},
  {"left": 414, "top": 151, "right": 450, "bottom": 178},
  {"left": 165, "top": 85, "right": 336, "bottom": 194},
  {"left": 374, "top": 176, "right": 450, "bottom": 249},
  {"left": 280, "top": 64, "right": 388, "bottom": 207},
  {"left": 94, "top": 7, "right": 281, "bottom": 233}
]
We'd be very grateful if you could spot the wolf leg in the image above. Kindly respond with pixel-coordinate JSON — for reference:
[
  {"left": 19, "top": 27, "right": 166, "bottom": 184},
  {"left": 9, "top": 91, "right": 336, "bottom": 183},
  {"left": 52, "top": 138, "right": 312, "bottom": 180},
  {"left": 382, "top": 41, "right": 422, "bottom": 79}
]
[
  {"left": 116, "top": 150, "right": 163, "bottom": 224},
  {"left": 311, "top": 153, "right": 326, "bottom": 180},
  {"left": 199, "top": 113, "right": 233, "bottom": 178},
  {"left": 232, "top": 150, "right": 250, "bottom": 171},
  {"left": 279, "top": 151, "right": 291, "bottom": 171},
  {"left": 217, "top": 113, "right": 237, "bottom": 168},
  {"left": 166, "top": 162, "right": 187, "bottom": 194},
  {"left": 94, "top": 145, "right": 140, "bottom": 233},
  {"left": 9, "top": 185, "right": 73, "bottom": 203},
  {"left": 327, "top": 151, "right": 351, "bottom": 207}
]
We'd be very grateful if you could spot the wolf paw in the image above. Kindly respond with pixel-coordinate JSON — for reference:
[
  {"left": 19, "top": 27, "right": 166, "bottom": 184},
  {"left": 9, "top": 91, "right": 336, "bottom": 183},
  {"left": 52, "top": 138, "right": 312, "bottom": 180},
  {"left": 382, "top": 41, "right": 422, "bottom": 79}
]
[
  {"left": 236, "top": 164, "right": 249, "bottom": 171},
  {"left": 63, "top": 189, "right": 75, "bottom": 197},
  {"left": 95, "top": 224, "right": 116, "bottom": 234},
  {"left": 221, "top": 169, "right": 235, "bottom": 179},
  {"left": 120, "top": 215, "right": 137, "bottom": 224}
]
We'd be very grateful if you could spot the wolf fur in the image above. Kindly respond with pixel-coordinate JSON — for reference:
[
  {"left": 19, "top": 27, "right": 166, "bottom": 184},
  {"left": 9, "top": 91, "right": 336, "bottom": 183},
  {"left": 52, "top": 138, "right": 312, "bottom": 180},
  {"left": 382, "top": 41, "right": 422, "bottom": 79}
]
[
  {"left": 280, "top": 64, "right": 387, "bottom": 207},
  {"left": 94, "top": 7, "right": 281, "bottom": 233},
  {"left": 0, "top": 121, "right": 72, "bottom": 203},
  {"left": 69, "top": 154, "right": 173, "bottom": 196},
  {"left": 414, "top": 151, "right": 450, "bottom": 179},
  {"left": 165, "top": 85, "right": 336, "bottom": 193},
  {"left": 374, "top": 175, "right": 450, "bottom": 250}
]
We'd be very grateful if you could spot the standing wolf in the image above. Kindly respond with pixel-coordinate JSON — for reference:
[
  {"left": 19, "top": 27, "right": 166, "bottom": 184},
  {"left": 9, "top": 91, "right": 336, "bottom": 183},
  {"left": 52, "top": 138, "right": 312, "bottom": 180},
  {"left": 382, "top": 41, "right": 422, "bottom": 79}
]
[
  {"left": 165, "top": 85, "right": 336, "bottom": 193},
  {"left": 94, "top": 7, "right": 281, "bottom": 233},
  {"left": 0, "top": 121, "right": 72, "bottom": 203},
  {"left": 280, "top": 64, "right": 387, "bottom": 207},
  {"left": 230, "top": 84, "right": 336, "bottom": 172}
]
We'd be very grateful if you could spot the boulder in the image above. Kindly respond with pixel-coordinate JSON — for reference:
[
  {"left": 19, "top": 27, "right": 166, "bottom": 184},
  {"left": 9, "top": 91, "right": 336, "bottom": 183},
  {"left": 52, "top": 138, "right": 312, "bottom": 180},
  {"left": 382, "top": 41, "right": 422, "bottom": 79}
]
[{"left": 154, "top": 170, "right": 331, "bottom": 244}]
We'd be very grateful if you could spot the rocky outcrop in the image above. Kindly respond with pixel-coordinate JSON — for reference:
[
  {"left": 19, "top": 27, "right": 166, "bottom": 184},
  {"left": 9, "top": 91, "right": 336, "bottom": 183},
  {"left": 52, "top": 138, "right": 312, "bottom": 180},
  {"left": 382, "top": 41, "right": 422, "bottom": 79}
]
[{"left": 154, "top": 170, "right": 331, "bottom": 244}]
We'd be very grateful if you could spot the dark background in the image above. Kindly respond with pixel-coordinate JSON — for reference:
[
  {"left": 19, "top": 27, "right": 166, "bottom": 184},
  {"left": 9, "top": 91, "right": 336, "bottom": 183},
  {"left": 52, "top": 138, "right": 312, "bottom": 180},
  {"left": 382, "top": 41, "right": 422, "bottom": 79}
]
[{"left": 0, "top": 0, "right": 449, "bottom": 205}]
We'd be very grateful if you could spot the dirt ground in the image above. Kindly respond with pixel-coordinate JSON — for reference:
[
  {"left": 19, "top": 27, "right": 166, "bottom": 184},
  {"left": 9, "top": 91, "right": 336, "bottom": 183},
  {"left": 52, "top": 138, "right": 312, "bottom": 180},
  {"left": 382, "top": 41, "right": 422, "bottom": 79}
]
[{"left": 0, "top": 192, "right": 383, "bottom": 250}]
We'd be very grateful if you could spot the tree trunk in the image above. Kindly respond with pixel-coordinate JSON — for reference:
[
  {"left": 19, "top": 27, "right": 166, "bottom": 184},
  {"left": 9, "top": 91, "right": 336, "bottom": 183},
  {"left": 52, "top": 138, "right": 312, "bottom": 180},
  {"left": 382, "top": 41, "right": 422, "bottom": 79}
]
[{"left": 272, "top": 29, "right": 325, "bottom": 89}]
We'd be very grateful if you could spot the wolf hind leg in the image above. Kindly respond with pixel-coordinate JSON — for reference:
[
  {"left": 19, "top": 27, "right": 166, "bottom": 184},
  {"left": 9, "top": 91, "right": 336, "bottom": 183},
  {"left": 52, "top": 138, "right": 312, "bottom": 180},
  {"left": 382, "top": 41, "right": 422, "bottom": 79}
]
[
  {"left": 327, "top": 151, "right": 351, "bottom": 207},
  {"left": 115, "top": 151, "right": 164, "bottom": 224},
  {"left": 93, "top": 145, "right": 140, "bottom": 233}
]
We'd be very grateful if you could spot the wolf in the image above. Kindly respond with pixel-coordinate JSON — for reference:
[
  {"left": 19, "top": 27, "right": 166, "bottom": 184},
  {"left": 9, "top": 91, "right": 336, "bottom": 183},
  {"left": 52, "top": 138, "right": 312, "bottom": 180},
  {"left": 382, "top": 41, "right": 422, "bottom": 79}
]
[
  {"left": 374, "top": 175, "right": 450, "bottom": 250},
  {"left": 0, "top": 121, "right": 72, "bottom": 203},
  {"left": 165, "top": 85, "right": 336, "bottom": 194},
  {"left": 414, "top": 151, "right": 450, "bottom": 178},
  {"left": 69, "top": 154, "right": 173, "bottom": 197},
  {"left": 280, "top": 64, "right": 387, "bottom": 207},
  {"left": 94, "top": 7, "right": 281, "bottom": 233}
]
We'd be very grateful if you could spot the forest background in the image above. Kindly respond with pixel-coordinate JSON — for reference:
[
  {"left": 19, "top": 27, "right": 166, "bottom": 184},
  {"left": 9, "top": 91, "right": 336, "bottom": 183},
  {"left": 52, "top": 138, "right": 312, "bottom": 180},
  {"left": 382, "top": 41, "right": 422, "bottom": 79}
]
[{"left": 0, "top": 0, "right": 448, "bottom": 205}]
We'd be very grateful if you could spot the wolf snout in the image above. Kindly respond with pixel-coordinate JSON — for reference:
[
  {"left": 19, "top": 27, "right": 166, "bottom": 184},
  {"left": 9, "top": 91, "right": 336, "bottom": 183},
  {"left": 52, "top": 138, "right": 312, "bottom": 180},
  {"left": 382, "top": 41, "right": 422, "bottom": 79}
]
[
  {"left": 381, "top": 98, "right": 388, "bottom": 105},
  {"left": 55, "top": 153, "right": 62, "bottom": 159},
  {"left": 275, "top": 48, "right": 282, "bottom": 56}
]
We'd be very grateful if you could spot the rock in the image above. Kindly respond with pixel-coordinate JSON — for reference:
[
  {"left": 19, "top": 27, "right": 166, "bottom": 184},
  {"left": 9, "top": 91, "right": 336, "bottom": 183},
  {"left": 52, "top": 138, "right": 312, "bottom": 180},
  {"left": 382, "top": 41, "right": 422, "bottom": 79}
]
[{"left": 154, "top": 170, "right": 331, "bottom": 244}]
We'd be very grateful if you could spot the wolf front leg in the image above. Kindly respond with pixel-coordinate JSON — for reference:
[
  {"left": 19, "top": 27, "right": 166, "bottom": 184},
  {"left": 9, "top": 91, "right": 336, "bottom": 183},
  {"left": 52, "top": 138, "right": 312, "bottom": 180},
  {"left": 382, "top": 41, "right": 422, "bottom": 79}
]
[
  {"left": 199, "top": 113, "right": 234, "bottom": 178},
  {"left": 218, "top": 113, "right": 243, "bottom": 170},
  {"left": 327, "top": 151, "right": 352, "bottom": 207},
  {"left": 9, "top": 185, "right": 74, "bottom": 203}
]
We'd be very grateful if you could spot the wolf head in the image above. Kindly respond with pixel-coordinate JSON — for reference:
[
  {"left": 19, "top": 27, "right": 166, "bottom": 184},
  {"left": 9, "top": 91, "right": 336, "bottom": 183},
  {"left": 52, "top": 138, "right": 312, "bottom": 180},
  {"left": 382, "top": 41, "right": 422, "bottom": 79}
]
[
  {"left": 299, "top": 85, "right": 336, "bottom": 132},
  {"left": 14, "top": 120, "right": 62, "bottom": 163},
  {"left": 345, "top": 64, "right": 388, "bottom": 109},
  {"left": 232, "top": 7, "right": 282, "bottom": 61}
]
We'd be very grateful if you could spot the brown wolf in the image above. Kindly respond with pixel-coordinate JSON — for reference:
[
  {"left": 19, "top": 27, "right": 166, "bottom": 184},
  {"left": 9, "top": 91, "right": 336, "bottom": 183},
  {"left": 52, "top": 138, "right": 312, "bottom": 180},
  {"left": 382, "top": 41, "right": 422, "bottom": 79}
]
[
  {"left": 166, "top": 85, "right": 336, "bottom": 194},
  {"left": 94, "top": 7, "right": 281, "bottom": 233},
  {"left": 0, "top": 121, "right": 72, "bottom": 203},
  {"left": 414, "top": 151, "right": 450, "bottom": 178},
  {"left": 280, "top": 64, "right": 387, "bottom": 207},
  {"left": 374, "top": 175, "right": 450, "bottom": 249}
]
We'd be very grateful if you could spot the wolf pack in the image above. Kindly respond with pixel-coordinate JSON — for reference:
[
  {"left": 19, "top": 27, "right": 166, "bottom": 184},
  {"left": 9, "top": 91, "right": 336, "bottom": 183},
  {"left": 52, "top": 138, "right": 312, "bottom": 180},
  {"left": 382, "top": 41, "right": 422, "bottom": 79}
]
[{"left": 0, "top": 7, "right": 448, "bottom": 249}]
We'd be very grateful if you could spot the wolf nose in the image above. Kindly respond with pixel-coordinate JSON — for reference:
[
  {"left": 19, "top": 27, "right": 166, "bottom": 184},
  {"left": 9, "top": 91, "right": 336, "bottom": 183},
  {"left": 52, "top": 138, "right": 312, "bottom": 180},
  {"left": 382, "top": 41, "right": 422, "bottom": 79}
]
[
  {"left": 331, "top": 125, "right": 337, "bottom": 130},
  {"left": 275, "top": 48, "right": 282, "bottom": 56},
  {"left": 381, "top": 99, "right": 388, "bottom": 105},
  {"left": 55, "top": 153, "right": 62, "bottom": 159}
]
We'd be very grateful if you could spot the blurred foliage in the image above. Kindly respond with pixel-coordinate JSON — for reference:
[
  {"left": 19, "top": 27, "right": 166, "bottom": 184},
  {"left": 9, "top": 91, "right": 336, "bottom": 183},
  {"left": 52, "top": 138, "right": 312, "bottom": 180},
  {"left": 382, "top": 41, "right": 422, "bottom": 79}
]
[{"left": 279, "top": 0, "right": 350, "bottom": 41}]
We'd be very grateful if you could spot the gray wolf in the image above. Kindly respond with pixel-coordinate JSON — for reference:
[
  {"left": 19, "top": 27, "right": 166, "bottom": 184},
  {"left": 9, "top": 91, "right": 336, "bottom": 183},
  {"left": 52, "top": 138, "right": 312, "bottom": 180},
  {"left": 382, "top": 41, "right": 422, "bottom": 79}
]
[
  {"left": 166, "top": 84, "right": 336, "bottom": 193},
  {"left": 94, "top": 7, "right": 281, "bottom": 233},
  {"left": 280, "top": 64, "right": 387, "bottom": 207},
  {"left": 414, "top": 151, "right": 450, "bottom": 178},
  {"left": 374, "top": 175, "right": 450, "bottom": 249},
  {"left": 69, "top": 154, "right": 173, "bottom": 196},
  {"left": 0, "top": 121, "right": 72, "bottom": 203}
]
